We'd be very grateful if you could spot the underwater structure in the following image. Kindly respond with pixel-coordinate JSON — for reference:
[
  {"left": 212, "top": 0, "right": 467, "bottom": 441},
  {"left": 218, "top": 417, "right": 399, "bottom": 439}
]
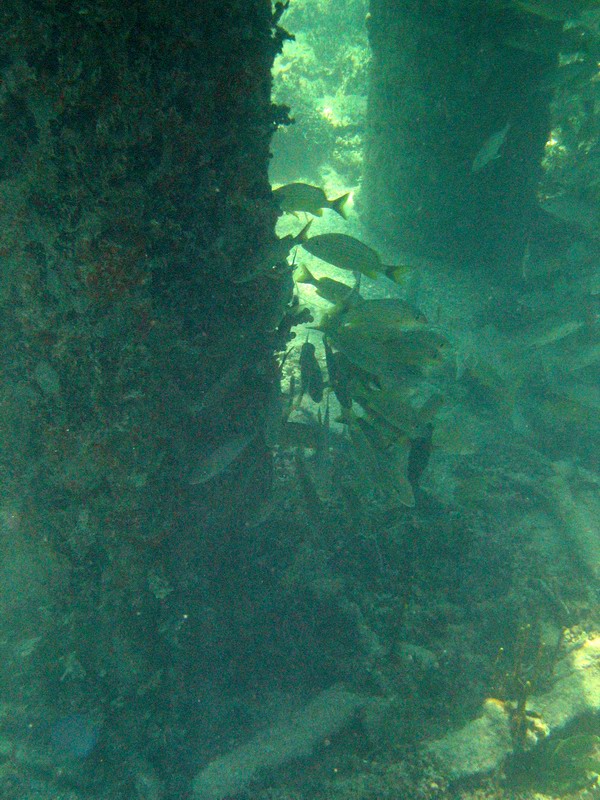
[
  {"left": 1, "top": 1, "right": 600, "bottom": 799},
  {"left": 363, "top": 0, "right": 562, "bottom": 276},
  {"left": 0, "top": 1, "right": 294, "bottom": 794}
]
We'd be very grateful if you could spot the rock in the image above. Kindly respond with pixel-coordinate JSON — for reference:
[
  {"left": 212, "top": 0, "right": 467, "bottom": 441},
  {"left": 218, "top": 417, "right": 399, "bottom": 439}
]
[
  {"left": 530, "top": 636, "right": 600, "bottom": 729},
  {"left": 192, "top": 684, "right": 365, "bottom": 800},
  {"left": 425, "top": 698, "right": 513, "bottom": 782},
  {"left": 424, "top": 636, "right": 600, "bottom": 782}
]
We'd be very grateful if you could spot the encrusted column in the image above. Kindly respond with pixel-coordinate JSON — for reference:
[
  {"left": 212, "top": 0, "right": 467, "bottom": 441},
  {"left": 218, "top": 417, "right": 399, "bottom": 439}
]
[{"left": 0, "top": 0, "right": 287, "bottom": 793}]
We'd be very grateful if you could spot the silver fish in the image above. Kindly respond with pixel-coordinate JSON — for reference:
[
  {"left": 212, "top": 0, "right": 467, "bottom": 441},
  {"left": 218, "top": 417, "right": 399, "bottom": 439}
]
[
  {"left": 472, "top": 122, "right": 510, "bottom": 173},
  {"left": 189, "top": 433, "right": 255, "bottom": 485},
  {"left": 273, "top": 183, "right": 350, "bottom": 219}
]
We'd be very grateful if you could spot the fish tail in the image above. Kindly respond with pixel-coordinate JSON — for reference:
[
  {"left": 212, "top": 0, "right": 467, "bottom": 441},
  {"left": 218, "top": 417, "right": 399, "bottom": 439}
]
[
  {"left": 330, "top": 192, "right": 350, "bottom": 220},
  {"left": 337, "top": 403, "right": 354, "bottom": 426},
  {"left": 311, "top": 299, "right": 347, "bottom": 332},
  {"left": 384, "top": 264, "right": 410, "bottom": 284},
  {"left": 419, "top": 394, "right": 444, "bottom": 424}
]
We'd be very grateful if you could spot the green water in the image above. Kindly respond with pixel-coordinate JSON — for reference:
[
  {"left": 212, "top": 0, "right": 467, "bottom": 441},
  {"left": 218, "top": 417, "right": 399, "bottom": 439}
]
[{"left": 1, "top": 1, "right": 599, "bottom": 799}]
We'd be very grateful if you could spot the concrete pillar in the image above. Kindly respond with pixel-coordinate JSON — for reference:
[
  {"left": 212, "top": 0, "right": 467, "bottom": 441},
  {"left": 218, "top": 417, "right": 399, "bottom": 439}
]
[
  {"left": 0, "top": 0, "right": 286, "bottom": 792},
  {"left": 363, "top": 0, "right": 562, "bottom": 278}
]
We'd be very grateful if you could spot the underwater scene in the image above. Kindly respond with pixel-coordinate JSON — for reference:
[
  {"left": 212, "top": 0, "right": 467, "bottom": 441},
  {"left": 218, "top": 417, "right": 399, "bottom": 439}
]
[{"left": 1, "top": 0, "right": 600, "bottom": 798}]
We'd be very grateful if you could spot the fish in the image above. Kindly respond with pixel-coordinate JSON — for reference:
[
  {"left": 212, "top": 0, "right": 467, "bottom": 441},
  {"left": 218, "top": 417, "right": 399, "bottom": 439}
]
[
  {"left": 407, "top": 423, "right": 434, "bottom": 492},
  {"left": 313, "top": 398, "right": 333, "bottom": 499},
  {"left": 540, "top": 194, "right": 600, "bottom": 237},
  {"left": 294, "top": 262, "right": 358, "bottom": 306},
  {"left": 556, "top": 732, "right": 600, "bottom": 757},
  {"left": 391, "top": 329, "right": 450, "bottom": 361},
  {"left": 562, "top": 339, "right": 600, "bottom": 373},
  {"left": 244, "top": 485, "right": 288, "bottom": 529},
  {"left": 322, "top": 329, "right": 393, "bottom": 377},
  {"left": 326, "top": 324, "right": 450, "bottom": 374},
  {"left": 299, "top": 339, "right": 324, "bottom": 403},
  {"left": 273, "top": 183, "right": 350, "bottom": 219},
  {"left": 189, "top": 433, "right": 255, "bottom": 485},
  {"left": 504, "top": 27, "right": 562, "bottom": 56},
  {"left": 191, "top": 364, "right": 242, "bottom": 416},
  {"left": 350, "top": 415, "right": 415, "bottom": 508},
  {"left": 510, "top": 0, "right": 600, "bottom": 21},
  {"left": 234, "top": 221, "right": 312, "bottom": 283},
  {"left": 539, "top": 60, "right": 599, "bottom": 93},
  {"left": 302, "top": 233, "right": 410, "bottom": 282},
  {"left": 540, "top": 394, "right": 600, "bottom": 427},
  {"left": 339, "top": 480, "right": 372, "bottom": 537},
  {"left": 471, "top": 122, "right": 510, "bottom": 173},
  {"left": 324, "top": 339, "right": 353, "bottom": 410},
  {"left": 347, "top": 415, "right": 382, "bottom": 491},
  {"left": 555, "top": 382, "right": 600, "bottom": 411},
  {"left": 353, "top": 384, "right": 422, "bottom": 437},
  {"left": 328, "top": 297, "right": 429, "bottom": 335},
  {"left": 294, "top": 450, "right": 324, "bottom": 528},
  {"left": 461, "top": 360, "right": 522, "bottom": 414},
  {"left": 522, "top": 318, "right": 585, "bottom": 349},
  {"left": 384, "top": 440, "right": 416, "bottom": 508},
  {"left": 400, "top": 331, "right": 448, "bottom": 370},
  {"left": 354, "top": 384, "right": 443, "bottom": 438},
  {"left": 298, "top": 273, "right": 428, "bottom": 340}
]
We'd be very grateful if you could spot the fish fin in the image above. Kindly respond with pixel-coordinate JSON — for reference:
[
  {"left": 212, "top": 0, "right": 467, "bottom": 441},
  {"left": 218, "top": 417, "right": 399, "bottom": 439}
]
[
  {"left": 307, "top": 308, "right": 337, "bottom": 332},
  {"left": 324, "top": 283, "right": 362, "bottom": 322},
  {"left": 418, "top": 395, "right": 445, "bottom": 424},
  {"left": 395, "top": 479, "right": 416, "bottom": 508},
  {"left": 294, "top": 262, "right": 315, "bottom": 285},
  {"left": 384, "top": 264, "right": 410, "bottom": 284},
  {"left": 344, "top": 281, "right": 363, "bottom": 308},
  {"left": 330, "top": 192, "right": 350, "bottom": 220},
  {"left": 295, "top": 219, "right": 313, "bottom": 244}
]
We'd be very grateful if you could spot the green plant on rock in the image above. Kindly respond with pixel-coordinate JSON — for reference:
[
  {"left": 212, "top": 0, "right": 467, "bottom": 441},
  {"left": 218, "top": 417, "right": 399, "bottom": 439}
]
[{"left": 491, "top": 622, "right": 564, "bottom": 750}]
